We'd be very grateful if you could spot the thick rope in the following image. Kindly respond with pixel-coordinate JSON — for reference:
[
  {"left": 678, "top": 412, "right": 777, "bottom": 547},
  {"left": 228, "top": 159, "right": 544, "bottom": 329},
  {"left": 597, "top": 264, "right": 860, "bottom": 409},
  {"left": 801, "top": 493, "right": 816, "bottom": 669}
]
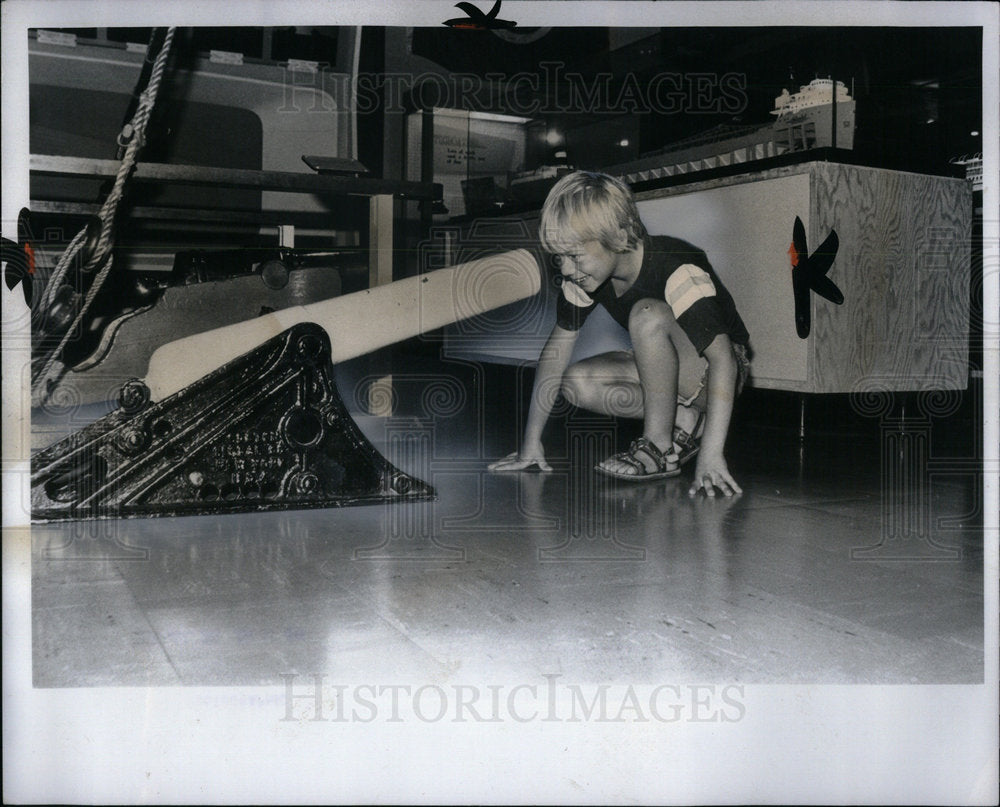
[
  {"left": 39, "top": 28, "right": 175, "bottom": 314},
  {"left": 33, "top": 27, "right": 176, "bottom": 400}
]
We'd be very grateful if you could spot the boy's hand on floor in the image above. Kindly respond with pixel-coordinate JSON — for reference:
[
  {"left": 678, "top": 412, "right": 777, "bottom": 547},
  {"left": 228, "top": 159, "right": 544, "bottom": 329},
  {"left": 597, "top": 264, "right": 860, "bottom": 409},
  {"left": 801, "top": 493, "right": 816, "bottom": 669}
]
[
  {"left": 689, "top": 455, "right": 742, "bottom": 498},
  {"left": 488, "top": 451, "right": 552, "bottom": 472}
]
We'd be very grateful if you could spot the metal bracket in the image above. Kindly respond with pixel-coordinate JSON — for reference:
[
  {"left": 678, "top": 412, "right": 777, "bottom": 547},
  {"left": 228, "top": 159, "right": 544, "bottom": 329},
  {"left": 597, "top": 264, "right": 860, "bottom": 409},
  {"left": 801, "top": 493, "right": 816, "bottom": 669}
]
[{"left": 31, "top": 323, "right": 434, "bottom": 521}]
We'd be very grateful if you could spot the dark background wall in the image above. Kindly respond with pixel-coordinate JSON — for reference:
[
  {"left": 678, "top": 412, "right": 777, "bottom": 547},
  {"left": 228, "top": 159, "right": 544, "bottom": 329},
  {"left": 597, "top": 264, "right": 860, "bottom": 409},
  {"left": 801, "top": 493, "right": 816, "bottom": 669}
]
[{"left": 52, "top": 25, "right": 983, "bottom": 178}]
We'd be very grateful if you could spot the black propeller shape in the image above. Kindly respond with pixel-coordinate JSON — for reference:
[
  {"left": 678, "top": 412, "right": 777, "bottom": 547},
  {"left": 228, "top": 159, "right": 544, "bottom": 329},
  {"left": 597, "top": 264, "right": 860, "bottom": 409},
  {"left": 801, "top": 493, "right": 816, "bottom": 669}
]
[
  {"left": 443, "top": 0, "right": 517, "bottom": 29},
  {"left": 788, "top": 216, "right": 843, "bottom": 338},
  {"left": 1, "top": 208, "right": 35, "bottom": 307}
]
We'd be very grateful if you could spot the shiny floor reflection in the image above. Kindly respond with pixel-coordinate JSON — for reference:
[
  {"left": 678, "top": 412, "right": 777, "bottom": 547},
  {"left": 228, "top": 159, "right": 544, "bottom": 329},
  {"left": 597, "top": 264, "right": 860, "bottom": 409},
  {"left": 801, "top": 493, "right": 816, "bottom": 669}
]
[{"left": 31, "top": 360, "right": 984, "bottom": 686}]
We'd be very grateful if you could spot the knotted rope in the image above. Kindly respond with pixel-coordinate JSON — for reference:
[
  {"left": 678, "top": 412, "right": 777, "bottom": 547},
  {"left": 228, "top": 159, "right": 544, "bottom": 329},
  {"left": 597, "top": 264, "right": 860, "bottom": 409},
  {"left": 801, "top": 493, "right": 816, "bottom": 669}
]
[{"left": 33, "top": 27, "right": 176, "bottom": 400}]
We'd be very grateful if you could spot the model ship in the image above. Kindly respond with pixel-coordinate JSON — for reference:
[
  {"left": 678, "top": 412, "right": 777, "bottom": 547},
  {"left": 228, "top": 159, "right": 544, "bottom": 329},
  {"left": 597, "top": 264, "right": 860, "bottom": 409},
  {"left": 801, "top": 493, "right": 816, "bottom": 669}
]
[
  {"left": 950, "top": 153, "right": 983, "bottom": 191},
  {"left": 605, "top": 78, "right": 857, "bottom": 184}
]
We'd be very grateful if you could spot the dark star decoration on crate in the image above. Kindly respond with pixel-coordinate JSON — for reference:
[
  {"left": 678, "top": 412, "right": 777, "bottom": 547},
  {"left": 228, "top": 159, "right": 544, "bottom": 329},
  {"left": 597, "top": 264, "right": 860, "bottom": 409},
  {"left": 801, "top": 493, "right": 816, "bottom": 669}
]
[
  {"left": 443, "top": 0, "right": 517, "bottom": 30},
  {"left": 788, "top": 215, "right": 843, "bottom": 339},
  {"left": 1, "top": 208, "right": 36, "bottom": 307}
]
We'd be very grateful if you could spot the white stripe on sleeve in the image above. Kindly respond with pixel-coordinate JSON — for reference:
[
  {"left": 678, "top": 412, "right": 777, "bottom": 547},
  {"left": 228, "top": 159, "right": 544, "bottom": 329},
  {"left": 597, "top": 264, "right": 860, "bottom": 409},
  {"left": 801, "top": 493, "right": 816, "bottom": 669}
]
[{"left": 664, "top": 263, "right": 716, "bottom": 317}]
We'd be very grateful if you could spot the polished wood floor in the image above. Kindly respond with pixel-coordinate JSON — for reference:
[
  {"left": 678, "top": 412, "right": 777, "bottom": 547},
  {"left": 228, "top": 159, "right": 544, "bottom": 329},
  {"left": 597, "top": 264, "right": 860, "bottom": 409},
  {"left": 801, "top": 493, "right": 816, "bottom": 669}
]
[{"left": 31, "top": 355, "right": 985, "bottom": 687}]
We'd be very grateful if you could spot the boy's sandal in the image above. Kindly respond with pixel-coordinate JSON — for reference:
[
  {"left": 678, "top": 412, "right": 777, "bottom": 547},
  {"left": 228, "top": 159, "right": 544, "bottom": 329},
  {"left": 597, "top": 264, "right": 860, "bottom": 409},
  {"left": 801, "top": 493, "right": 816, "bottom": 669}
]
[
  {"left": 595, "top": 437, "right": 680, "bottom": 481},
  {"left": 673, "top": 411, "right": 706, "bottom": 466}
]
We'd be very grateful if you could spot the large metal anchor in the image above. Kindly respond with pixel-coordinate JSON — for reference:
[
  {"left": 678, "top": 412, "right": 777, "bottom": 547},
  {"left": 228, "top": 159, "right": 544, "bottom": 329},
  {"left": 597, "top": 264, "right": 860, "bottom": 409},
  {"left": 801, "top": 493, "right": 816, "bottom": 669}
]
[{"left": 31, "top": 249, "right": 541, "bottom": 521}]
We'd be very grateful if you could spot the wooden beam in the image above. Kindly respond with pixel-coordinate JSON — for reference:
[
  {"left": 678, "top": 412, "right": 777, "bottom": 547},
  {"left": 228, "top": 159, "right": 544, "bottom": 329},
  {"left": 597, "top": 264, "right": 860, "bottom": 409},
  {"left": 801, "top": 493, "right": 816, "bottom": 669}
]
[{"left": 144, "top": 249, "right": 541, "bottom": 403}]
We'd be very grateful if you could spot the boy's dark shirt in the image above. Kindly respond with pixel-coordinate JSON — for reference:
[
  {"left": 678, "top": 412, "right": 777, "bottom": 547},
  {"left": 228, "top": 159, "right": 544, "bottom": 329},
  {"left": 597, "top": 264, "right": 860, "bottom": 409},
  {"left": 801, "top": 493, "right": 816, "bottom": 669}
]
[{"left": 556, "top": 234, "right": 751, "bottom": 356}]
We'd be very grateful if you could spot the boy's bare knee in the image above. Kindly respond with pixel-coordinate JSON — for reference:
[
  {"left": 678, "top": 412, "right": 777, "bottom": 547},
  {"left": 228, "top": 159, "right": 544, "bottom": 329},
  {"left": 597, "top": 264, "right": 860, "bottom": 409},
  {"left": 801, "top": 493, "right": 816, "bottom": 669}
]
[{"left": 628, "top": 297, "right": 673, "bottom": 335}]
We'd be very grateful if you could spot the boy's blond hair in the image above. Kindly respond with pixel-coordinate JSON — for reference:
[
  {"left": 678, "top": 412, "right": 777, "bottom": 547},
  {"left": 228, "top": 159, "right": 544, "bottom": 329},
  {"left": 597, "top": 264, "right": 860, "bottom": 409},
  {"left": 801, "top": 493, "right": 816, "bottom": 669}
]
[{"left": 539, "top": 171, "right": 647, "bottom": 255}]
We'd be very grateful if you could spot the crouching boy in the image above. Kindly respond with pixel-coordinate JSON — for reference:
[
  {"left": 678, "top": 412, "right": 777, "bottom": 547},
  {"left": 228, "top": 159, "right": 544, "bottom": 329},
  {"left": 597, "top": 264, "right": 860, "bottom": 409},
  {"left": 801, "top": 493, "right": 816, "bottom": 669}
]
[{"left": 489, "top": 171, "right": 751, "bottom": 497}]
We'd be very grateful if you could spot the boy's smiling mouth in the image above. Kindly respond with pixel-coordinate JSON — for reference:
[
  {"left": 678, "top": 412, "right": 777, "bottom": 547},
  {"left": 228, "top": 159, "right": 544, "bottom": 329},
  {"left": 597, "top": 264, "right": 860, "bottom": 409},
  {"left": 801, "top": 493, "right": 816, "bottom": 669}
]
[{"left": 571, "top": 273, "right": 611, "bottom": 294}]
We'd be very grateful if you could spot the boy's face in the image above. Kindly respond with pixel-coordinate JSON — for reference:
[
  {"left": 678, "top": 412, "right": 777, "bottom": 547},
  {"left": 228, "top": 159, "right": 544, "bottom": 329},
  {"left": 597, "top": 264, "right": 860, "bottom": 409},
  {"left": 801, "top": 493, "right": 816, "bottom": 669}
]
[{"left": 553, "top": 238, "right": 619, "bottom": 294}]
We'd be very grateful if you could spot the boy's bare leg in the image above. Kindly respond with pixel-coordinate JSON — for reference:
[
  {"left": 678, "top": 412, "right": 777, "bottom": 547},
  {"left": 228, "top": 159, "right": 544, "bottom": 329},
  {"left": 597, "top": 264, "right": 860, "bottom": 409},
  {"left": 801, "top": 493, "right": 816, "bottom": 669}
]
[
  {"left": 674, "top": 403, "right": 703, "bottom": 438},
  {"left": 564, "top": 356, "right": 702, "bottom": 444},
  {"left": 562, "top": 298, "right": 705, "bottom": 473},
  {"left": 562, "top": 351, "right": 643, "bottom": 418},
  {"left": 626, "top": 298, "right": 679, "bottom": 455}
]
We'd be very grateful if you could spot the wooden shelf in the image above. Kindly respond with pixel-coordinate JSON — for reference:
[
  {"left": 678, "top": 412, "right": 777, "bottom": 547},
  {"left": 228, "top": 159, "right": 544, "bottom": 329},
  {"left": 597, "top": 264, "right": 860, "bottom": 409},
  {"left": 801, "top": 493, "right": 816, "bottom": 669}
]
[{"left": 30, "top": 154, "right": 442, "bottom": 202}]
